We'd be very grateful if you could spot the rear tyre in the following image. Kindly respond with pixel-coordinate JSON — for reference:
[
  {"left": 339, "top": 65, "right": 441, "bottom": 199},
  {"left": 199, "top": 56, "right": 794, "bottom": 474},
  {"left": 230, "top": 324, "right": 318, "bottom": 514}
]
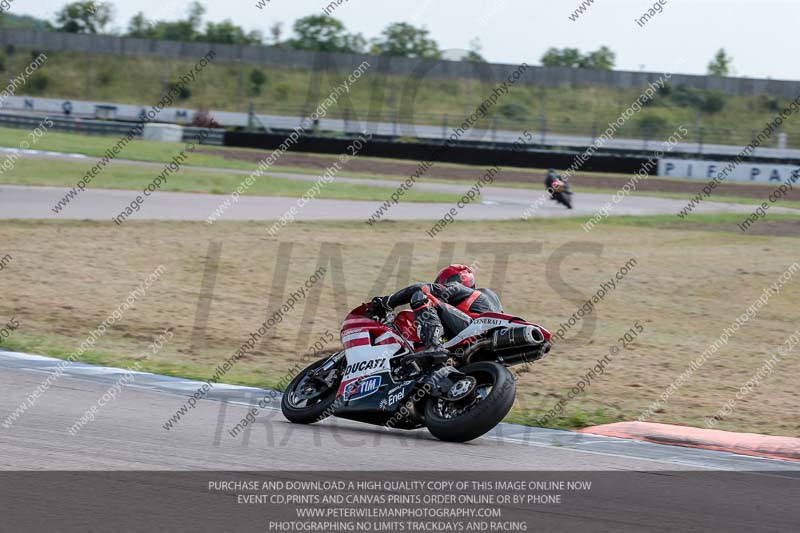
[
  {"left": 424, "top": 362, "right": 516, "bottom": 443},
  {"left": 281, "top": 355, "right": 343, "bottom": 424}
]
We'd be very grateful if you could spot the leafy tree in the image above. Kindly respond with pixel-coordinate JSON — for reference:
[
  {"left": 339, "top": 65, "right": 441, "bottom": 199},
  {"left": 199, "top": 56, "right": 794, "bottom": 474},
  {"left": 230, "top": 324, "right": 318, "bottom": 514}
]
[
  {"left": 581, "top": 46, "right": 615, "bottom": 70},
  {"left": 126, "top": 12, "right": 152, "bottom": 38},
  {"left": 669, "top": 84, "right": 727, "bottom": 113},
  {"left": 185, "top": 1, "right": 205, "bottom": 34},
  {"left": 288, "top": 15, "right": 365, "bottom": 53},
  {"left": 707, "top": 48, "right": 732, "bottom": 76},
  {"left": 204, "top": 20, "right": 262, "bottom": 44},
  {"left": 249, "top": 68, "right": 266, "bottom": 96},
  {"left": 541, "top": 47, "right": 583, "bottom": 67},
  {"left": 464, "top": 37, "right": 486, "bottom": 62},
  {"left": 149, "top": 19, "right": 197, "bottom": 41},
  {"left": 55, "top": 1, "right": 114, "bottom": 33},
  {"left": 89, "top": 2, "right": 114, "bottom": 32},
  {"left": 371, "top": 22, "right": 440, "bottom": 58},
  {"left": 541, "top": 46, "right": 615, "bottom": 70},
  {"left": 129, "top": 1, "right": 204, "bottom": 41},
  {"left": 269, "top": 22, "right": 284, "bottom": 46},
  {"left": 671, "top": 84, "right": 704, "bottom": 108},
  {"left": 127, "top": 5, "right": 259, "bottom": 45},
  {"left": 701, "top": 91, "right": 727, "bottom": 113}
]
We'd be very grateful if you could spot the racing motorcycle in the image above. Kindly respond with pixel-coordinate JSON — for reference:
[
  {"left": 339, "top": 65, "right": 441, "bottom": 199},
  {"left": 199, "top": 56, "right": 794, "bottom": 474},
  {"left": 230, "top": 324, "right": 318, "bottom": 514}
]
[
  {"left": 549, "top": 179, "right": 573, "bottom": 209},
  {"left": 281, "top": 303, "right": 551, "bottom": 442}
]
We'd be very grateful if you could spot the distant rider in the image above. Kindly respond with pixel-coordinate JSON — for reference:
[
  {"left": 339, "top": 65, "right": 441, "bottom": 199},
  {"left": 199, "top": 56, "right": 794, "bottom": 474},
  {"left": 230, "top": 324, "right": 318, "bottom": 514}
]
[
  {"left": 544, "top": 168, "right": 572, "bottom": 209},
  {"left": 544, "top": 169, "right": 560, "bottom": 196}
]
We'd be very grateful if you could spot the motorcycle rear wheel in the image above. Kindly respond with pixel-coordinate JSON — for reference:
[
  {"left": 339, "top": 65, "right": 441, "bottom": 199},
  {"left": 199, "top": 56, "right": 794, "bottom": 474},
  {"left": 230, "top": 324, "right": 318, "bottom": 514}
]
[
  {"left": 281, "top": 355, "right": 343, "bottom": 424},
  {"left": 424, "top": 362, "right": 516, "bottom": 443}
]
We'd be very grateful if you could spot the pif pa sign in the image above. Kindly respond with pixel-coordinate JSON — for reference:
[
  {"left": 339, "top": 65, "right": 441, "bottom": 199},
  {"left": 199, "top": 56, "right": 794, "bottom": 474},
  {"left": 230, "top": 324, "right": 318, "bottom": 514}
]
[{"left": 658, "top": 158, "right": 800, "bottom": 183}]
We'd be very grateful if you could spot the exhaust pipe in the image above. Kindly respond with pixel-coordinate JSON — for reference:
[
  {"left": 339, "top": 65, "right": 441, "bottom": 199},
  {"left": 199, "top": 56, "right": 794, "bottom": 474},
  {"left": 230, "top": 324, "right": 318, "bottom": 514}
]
[
  {"left": 462, "top": 326, "right": 547, "bottom": 364},
  {"left": 492, "top": 326, "right": 544, "bottom": 351}
]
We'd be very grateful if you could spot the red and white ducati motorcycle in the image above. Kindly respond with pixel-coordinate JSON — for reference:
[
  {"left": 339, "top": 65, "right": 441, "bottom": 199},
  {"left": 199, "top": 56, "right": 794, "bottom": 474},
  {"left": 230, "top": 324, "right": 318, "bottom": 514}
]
[{"left": 281, "top": 303, "right": 551, "bottom": 442}]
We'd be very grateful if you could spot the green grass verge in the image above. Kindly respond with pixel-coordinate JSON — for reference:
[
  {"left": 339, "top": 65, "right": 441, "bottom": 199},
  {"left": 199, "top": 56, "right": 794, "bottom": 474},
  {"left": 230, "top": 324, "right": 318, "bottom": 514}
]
[
  {"left": 0, "top": 125, "right": 547, "bottom": 182},
  {"left": 4, "top": 126, "right": 796, "bottom": 210},
  {"left": 0, "top": 126, "right": 265, "bottom": 171},
  {"left": 0, "top": 158, "right": 463, "bottom": 203}
]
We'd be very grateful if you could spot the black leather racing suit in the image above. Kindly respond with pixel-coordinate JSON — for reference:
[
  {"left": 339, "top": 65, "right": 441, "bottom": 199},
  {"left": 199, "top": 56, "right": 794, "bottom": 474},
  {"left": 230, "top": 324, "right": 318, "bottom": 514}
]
[
  {"left": 382, "top": 283, "right": 502, "bottom": 348},
  {"left": 545, "top": 170, "right": 559, "bottom": 195}
]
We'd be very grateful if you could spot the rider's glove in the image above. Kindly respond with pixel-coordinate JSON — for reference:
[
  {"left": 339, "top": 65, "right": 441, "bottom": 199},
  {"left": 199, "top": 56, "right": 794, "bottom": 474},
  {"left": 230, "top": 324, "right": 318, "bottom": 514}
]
[{"left": 370, "top": 296, "right": 392, "bottom": 318}]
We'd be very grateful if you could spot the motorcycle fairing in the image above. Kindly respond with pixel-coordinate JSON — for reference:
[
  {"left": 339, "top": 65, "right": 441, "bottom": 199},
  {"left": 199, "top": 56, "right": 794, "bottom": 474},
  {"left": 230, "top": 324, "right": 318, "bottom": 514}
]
[
  {"left": 443, "top": 312, "right": 539, "bottom": 347},
  {"left": 334, "top": 317, "right": 425, "bottom": 424},
  {"left": 338, "top": 331, "right": 399, "bottom": 391},
  {"left": 393, "top": 310, "right": 420, "bottom": 343}
]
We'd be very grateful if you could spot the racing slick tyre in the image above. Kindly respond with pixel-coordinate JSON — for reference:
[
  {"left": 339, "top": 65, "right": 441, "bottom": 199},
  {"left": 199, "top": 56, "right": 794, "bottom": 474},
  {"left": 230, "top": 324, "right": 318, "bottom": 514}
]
[
  {"left": 281, "top": 355, "right": 344, "bottom": 424},
  {"left": 424, "top": 362, "right": 516, "bottom": 443}
]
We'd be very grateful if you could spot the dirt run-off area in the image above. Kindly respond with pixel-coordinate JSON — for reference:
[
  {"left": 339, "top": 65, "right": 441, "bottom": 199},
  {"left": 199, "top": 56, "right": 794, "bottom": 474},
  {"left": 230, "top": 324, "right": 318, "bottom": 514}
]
[
  {"left": 200, "top": 148, "right": 800, "bottom": 202},
  {"left": 2, "top": 218, "right": 799, "bottom": 435}
]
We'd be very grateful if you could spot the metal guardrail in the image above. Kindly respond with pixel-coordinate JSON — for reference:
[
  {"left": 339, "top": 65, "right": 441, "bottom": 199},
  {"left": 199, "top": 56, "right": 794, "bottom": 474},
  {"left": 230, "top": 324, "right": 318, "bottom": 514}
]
[{"left": 0, "top": 112, "right": 225, "bottom": 146}]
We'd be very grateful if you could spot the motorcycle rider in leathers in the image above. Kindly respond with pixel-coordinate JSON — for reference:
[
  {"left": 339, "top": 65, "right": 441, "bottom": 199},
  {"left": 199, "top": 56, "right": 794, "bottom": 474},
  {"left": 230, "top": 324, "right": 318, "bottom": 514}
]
[
  {"left": 545, "top": 168, "right": 563, "bottom": 199},
  {"left": 370, "top": 264, "right": 502, "bottom": 364}
]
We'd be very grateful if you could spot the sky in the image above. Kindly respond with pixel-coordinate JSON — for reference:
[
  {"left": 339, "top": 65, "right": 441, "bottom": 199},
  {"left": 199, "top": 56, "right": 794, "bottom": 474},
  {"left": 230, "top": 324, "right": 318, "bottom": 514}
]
[{"left": 11, "top": 0, "right": 800, "bottom": 81}]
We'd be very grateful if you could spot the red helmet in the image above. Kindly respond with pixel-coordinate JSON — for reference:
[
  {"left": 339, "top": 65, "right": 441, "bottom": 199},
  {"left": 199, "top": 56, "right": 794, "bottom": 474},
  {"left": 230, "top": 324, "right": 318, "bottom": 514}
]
[{"left": 435, "top": 264, "right": 475, "bottom": 288}]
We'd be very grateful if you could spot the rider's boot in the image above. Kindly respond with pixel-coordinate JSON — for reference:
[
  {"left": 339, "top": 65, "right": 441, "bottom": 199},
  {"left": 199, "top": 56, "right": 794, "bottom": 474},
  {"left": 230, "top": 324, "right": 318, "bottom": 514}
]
[{"left": 401, "top": 324, "right": 449, "bottom": 369}]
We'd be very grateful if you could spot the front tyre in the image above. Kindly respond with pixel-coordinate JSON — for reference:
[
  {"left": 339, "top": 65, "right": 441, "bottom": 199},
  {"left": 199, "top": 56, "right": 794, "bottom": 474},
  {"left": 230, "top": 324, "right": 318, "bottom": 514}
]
[
  {"left": 424, "top": 362, "right": 516, "bottom": 443},
  {"left": 281, "top": 354, "right": 343, "bottom": 424}
]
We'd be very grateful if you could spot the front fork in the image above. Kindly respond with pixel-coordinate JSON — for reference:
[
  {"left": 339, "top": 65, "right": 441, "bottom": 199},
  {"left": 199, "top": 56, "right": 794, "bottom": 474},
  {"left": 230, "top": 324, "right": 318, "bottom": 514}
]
[
  {"left": 309, "top": 351, "right": 345, "bottom": 388},
  {"left": 317, "top": 351, "right": 345, "bottom": 373}
]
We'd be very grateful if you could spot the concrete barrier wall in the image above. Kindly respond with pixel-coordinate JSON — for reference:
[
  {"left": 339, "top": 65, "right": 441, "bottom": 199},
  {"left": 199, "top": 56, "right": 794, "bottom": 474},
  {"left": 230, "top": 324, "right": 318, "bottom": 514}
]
[{"left": 2, "top": 28, "right": 800, "bottom": 99}]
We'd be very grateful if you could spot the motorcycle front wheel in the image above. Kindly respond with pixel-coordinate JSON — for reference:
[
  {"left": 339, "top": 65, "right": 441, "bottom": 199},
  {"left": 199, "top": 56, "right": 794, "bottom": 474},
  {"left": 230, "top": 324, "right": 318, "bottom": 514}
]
[
  {"left": 424, "top": 362, "right": 516, "bottom": 443},
  {"left": 281, "top": 354, "right": 343, "bottom": 424}
]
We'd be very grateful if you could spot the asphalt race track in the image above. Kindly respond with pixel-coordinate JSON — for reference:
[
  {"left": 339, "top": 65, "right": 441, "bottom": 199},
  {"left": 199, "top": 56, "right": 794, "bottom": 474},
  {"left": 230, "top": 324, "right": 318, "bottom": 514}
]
[
  {"left": 2, "top": 351, "right": 798, "bottom": 472},
  {"left": 1, "top": 363, "right": 680, "bottom": 471},
  {"left": 1, "top": 351, "right": 798, "bottom": 532},
  {"left": 3, "top": 180, "right": 797, "bottom": 221},
  {"left": 2, "top": 150, "right": 797, "bottom": 221}
]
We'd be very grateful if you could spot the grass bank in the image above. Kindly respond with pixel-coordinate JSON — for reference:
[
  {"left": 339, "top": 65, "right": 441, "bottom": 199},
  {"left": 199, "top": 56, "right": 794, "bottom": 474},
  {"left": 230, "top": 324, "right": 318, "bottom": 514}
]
[{"left": 2, "top": 216, "right": 799, "bottom": 435}]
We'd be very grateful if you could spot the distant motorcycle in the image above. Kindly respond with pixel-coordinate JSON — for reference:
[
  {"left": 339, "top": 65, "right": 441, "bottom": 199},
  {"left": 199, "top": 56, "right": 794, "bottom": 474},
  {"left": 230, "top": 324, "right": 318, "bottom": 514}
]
[
  {"left": 544, "top": 169, "right": 573, "bottom": 210},
  {"left": 549, "top": 179, "right": 573, "bottom": 209},
  {"left": 281, "top": 303, "right": 551, "bottom": 443}
]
